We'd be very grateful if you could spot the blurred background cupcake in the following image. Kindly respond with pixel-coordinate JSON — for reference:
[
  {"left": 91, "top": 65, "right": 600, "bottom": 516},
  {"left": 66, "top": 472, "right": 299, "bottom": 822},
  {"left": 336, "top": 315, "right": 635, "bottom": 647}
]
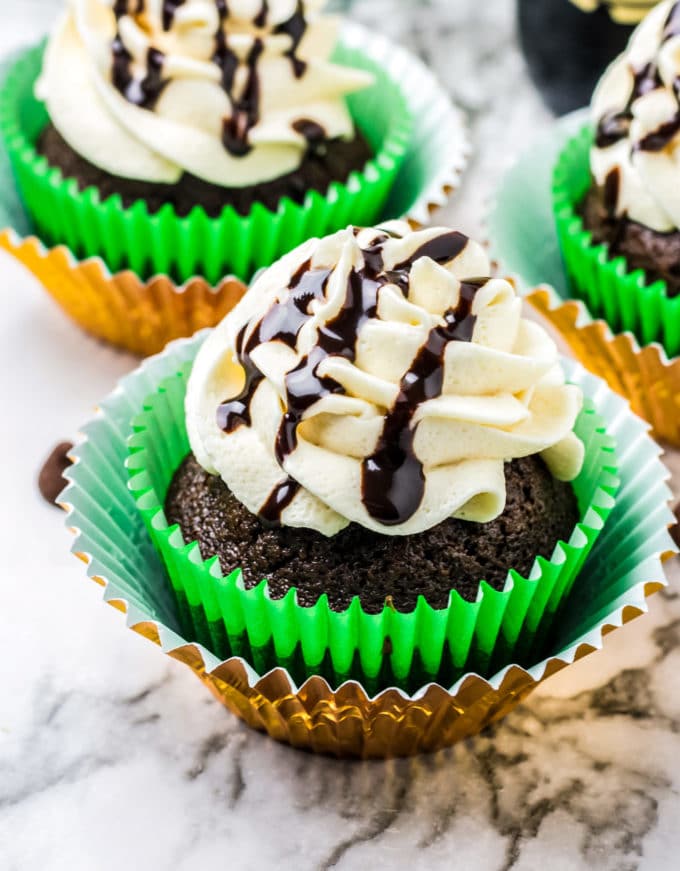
[
  {"left": 1, "top": 0, "right": 411, "bottom": 285},
  {"left": 0, "top": 0, "right": 472, "bottom": 355},
  {"left": 553, "top": 0, "right": 680, "bottom": 358}
]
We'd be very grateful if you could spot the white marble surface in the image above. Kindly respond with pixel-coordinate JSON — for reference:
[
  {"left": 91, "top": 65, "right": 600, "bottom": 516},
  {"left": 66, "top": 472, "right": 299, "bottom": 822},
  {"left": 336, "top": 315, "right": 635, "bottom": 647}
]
[{"left": 1, "top": 2, "right": 679, "bottom": 870}]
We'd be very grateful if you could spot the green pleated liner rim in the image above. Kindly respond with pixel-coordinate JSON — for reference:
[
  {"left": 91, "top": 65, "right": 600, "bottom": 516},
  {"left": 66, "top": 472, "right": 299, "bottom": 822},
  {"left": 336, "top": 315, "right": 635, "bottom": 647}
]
[
  {"left": 0, "top": 36, "right": 412, "bottom": 285},
  {"left": 125, "top": 335, "right": 620, "bottom": 695},
  {"left": 553, "top": 124, "right": 680, "bottom": 358},
  {"left": 62, "top": 331, "right": 676, "bottom": 704}
]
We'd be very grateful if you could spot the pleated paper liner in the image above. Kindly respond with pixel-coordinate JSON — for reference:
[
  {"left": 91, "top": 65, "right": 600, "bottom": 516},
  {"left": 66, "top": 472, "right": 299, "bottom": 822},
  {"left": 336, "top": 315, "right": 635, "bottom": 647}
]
[
  {"left": 61, "top": 333, "right": 676, "bottom": 758},
  {"left": 0, "top": 229, "right": 247, "bottom": 356},
  {"left": 486, "top": 109, "right": 680, "bottom": 448},
  {"left": 126, "top": 345, "right": 618, "bottom": 695},
  {"left": 526, "top": 288, "right": 680, "bottom": 447},
  {"left": 0, "top": 36, "right": 412, "bottom": 286},
  {"left": 553, "top": 125, "right": 680, "bottom": 358}
]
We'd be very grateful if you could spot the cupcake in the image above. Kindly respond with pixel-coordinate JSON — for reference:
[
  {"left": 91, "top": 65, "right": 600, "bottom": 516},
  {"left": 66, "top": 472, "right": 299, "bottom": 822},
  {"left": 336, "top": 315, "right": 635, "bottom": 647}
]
[
  {"left": 128, "top": 221, "right": 621, "bottom": 693},
  {"left": 0, "top": 0, "right": 413, "bottom": 287},
  {"left": 553, "top": 0, "right": 680, "bottom": 356}
]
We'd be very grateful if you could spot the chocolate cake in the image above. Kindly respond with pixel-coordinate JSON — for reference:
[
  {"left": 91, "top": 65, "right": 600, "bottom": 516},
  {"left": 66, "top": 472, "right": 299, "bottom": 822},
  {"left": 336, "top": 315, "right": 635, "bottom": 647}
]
[
  {"left": 38, "top": 123, "right": 373, "bottom": 218},
  {"left": 166, "top": 452, "right": 579, "bottom": 615},
  {"left": 581, "top": 184, "right": 680, "bottom": 298}
]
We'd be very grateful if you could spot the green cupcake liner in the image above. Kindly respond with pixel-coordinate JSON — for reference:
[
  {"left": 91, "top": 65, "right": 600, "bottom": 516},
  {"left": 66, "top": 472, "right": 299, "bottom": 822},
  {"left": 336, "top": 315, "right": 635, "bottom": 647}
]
[
  {"left": 0, "top": 38, "right": 412, "bottom": 285},
  {"left": 124, "top": 333, "right": 619, "bottom": 694},
  {"left": 553, "top": 124, "right": 680, "bottom": 358}
]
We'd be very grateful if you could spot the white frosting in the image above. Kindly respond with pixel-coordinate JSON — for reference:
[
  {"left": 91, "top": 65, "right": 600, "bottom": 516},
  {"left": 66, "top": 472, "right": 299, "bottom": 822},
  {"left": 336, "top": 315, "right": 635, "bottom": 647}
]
[
  {"left": 186, "top": 222, "right": 584, "bottom": 537},
  {"left": 36, "top": 0, "right": 373, "bottom": 187},
  {"left": 591, "top": 0, "right": 680, "bottom": 231}
]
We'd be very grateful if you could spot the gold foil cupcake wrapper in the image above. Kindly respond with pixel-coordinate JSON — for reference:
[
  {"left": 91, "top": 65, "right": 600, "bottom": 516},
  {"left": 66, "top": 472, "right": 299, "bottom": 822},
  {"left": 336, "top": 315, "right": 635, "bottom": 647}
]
[
  {"left": 0, "top": 230, "right": 246, "bottom": 356},
  {"left": 527, "top": 287, "right": 680, "bottom": 447},
  {"left": 61, "top": 334, "right": 676, "bottom": 759}
]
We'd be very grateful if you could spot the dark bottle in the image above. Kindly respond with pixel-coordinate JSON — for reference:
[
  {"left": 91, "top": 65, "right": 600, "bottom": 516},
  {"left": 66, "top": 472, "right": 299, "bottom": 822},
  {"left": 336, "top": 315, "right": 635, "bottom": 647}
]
[{"left": 517, "top": 0, "right": 656, "bottom": 116}]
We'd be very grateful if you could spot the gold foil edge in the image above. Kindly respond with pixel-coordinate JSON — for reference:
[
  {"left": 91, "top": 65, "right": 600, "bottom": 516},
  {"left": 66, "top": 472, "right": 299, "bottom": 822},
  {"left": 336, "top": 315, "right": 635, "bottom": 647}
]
[
  {"left": 0, "top": 230, "right": 247, "bottom": 356},
  {"left": 526, "top": 287, "right": 680, "bottom": 448}
]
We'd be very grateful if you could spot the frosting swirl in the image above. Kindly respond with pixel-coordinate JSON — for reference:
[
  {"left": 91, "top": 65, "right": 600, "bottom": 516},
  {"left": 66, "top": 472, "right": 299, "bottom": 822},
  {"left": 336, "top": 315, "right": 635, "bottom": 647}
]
[
  {"left": 186, "top": 223, "right": 584, "bottom": 537},
  {"left": 591, "top": 0, "right": 680, "bottom": 231},
  {"left": 36, "top": 0, "right": 373, "bottom": 187}
]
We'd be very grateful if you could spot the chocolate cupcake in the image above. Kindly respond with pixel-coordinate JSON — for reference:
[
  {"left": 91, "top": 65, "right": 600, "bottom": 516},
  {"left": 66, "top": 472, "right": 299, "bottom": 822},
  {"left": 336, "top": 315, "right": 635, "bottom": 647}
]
[
  {"left": 123, "top": 220, "right": 616, "bottom": 690},
  {"left": 584, "top": 0, "right": 680, "bottom": 295},
  {"left": 553, "top": 1, "right": 680, "bottom": 356},
  {"left": 0, "top": 1, "right": 413, "bottom": 284},
  {"left": 36, "top": 0, "right": 374, "bottom": 218}
]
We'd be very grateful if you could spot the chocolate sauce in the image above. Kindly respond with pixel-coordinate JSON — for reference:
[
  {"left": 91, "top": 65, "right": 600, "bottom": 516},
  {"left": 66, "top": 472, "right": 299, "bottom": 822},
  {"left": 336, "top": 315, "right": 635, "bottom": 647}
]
[
  {"left": 292, "top": 118, "right": 327, "bottom": 144},
  {"left": 254, "top": 0, "right": 269, "bottom": 28},
  {"left": 113, "top": 0, "right": 145, "bottom": 16},
  {"left": 216, "top": 326, "right": 263, "bottom": 433},
  {"left": 274, "top": 1, "right": 308, "bottom": 78},
  {"left": 213, "top": 2, "right": 239, "bottom": 93},
  {"left": 361, "top": 279, "right": 483, "bottom": 526},
  {"left": 111, "top": 0, "right": 170, "bottom": 113},
  {"left": 664, "top": 1, "right": 680, "bottom": 40},
  {"left": 162, "top": 0, "right": 186, "bottom": 31},
  {"left": 217, "top": 267, "right": 331, "bottom": 432},
  {"left": 259, "top": 477, "right": 300, "bottom": 525},
  {"left": 639, "top": 115, "right": 680, "bottom": 151},
  {"left": 259, "top": 266, "right": 331, "bottom": 346},
  {"left": 222, "top": 38, "right": 264, "bottom": 156},
  {"left": 394, "top": 231, "right": 469, "bottom": 270},
  {"left": 603, "top": 167, "right": 620, "bottom": 214},
  {"left": 596, "top": 63, "right": 663, "bottom": 149},
  {"left": 275, "top": 344, "right": 345, "bottom": 460}
]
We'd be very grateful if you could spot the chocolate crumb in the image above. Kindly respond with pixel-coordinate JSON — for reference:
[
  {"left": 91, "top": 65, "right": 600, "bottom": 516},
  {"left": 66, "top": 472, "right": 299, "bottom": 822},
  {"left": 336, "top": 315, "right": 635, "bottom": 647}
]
[
  {"left": 671, "top": 504, "right": 680, "bottom": 550},
  {"left": 38, "top": 442, "right": 74, "bottom": 507}
]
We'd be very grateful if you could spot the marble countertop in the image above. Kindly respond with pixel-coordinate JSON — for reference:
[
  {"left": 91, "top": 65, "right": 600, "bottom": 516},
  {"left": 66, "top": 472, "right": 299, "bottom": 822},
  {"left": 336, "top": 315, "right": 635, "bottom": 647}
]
[{"left": 1, "top": 2, "right": 679, "bottom": 869}]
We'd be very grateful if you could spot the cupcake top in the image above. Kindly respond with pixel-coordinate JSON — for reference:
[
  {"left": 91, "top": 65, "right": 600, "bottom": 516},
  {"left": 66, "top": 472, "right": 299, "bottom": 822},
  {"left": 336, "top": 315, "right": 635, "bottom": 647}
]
[
  {"left": 186, "top": 222, "right": 584, "bottom": 537},
  {"left": 36, "top": 0, "right": 373, "bottom": 188},
  {"left": 591, "top": 0, "right": 680, "bottom": 231}
]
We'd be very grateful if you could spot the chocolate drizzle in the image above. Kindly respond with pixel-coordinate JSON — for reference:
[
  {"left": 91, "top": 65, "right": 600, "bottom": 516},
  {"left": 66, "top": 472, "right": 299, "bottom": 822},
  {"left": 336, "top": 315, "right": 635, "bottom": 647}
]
[
  {"left": 639, "top": 115, "right": 680, "bottom": 151},
  {"left": 292, "top": 118, "right": 327, "bottom": 144},
  {"left": 596, "top": 3, "right": 680, "bottom": 154},
  {"left": 361, "top": 279, "right": 482, "bottom": 526},
  {"left": 595, "top": 63, "right": 662, "bottom": 149},
  {"left": 111, "top": 3, "right": 170, "bottom": 109},
  {"left": 254, "top": 1, "right": 269, "bottom": 28},
  {"left": 112, "top": 45, "right": 169, "bottom": 110},
  {"left": 111, "top": 0, "right": 311, "bottom": 156},
  {"left": 664, "top": 1, "right": 680, "bottom": 40},
  {"left": 162, "top": 0, "right": 186, "bottom": 31},
  {"left": 274, "top": 1, "right": 308, "bottom": 79},
  {"left": 216, "top": 229, "right": 485, "bottom": 527},
  {"left": 603, "top": 167, "right": 620, "bottom": 215},
  {"left": 222, "top": 38, "right": 264, "bottom": 156},
  {"left": 259, "top": 478, "right": 300, "bottom": 525}
]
